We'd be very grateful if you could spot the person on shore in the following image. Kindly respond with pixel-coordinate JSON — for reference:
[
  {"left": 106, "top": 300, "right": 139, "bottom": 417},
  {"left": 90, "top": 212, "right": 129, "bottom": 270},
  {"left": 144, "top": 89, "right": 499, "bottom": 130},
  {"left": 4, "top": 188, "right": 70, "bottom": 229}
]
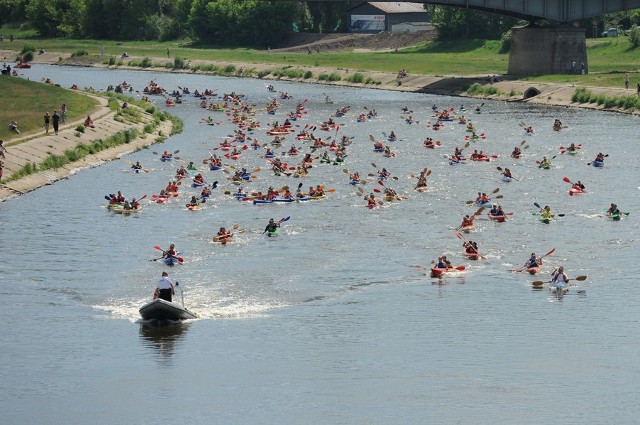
[
  {"left": 624, "top": 73, "right": 629, "bottom": 89},
  {"left": 8, "top": 120, "right": 20, "bottom": 134},
  {"left": 60, "top": 104, "right": 67, "bottom": 124},
  {"left": 84, "top": 116, "right": 94, "bottom": 128},
  {"left": 0, "top": 139, "right": 6, "bottom": 158},
  {"left": 154, "top": 271, "right": 175, "bottom": 302},
  {"left": 52, "top": 110, "right": 60, "bottom": 135},
  {"left": 637, "top": 82, "right": 640, "bottom": 97},
  {"left": 43, "top": 112, "right": 50, "bottom": 134}
]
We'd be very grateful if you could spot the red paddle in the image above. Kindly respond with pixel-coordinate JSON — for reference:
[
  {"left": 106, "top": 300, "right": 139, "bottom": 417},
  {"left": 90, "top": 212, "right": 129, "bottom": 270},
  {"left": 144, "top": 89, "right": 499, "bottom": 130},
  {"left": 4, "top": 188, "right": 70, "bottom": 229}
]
[{"left": 563, "top": 176, "right": 572, "bottom": 184}]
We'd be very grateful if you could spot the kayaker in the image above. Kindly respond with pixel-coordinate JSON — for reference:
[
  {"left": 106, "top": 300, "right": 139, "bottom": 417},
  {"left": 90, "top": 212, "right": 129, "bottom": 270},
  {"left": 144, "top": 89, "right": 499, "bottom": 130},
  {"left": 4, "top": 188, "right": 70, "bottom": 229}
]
[
  {"left": 460, "top": 215, "right": 474, "bottom": 228},
  {"left": 607, "top": 203, "right": 620, "bottom": 217},
  {"left": 540, "top": 205, "right": 553, "bottom": 219},
  {"left": 115, "top": 191, "right": 126, "bottom": 203},
  {"left": 176, "top": 166, "right": 187, "bottom": 178},
  {"left": 494, "top": 206, "right": 505, "bottom": 216},
  {"left": 389, "top": 131, "right": 396, "bottom": 139},
  {"left": 314, "top": 185, "right": 325, "bottom": 197},
  {"left": 366, "top": 194, "right": 377, "bottom": 208},
  {"left": 161, "top": 151, "right": 172, "bottom": 160},
  {"left": 187, "top": 196, "right": 200, "bottom": 207},
  {"left": 511, "top": 146, "right": 522, "bottom": 158},
  {"left": 154, "top": 271, "right": 175, "bottom": 302},
  {"left": 435, "top": 257, "right": 447, "bottom": 269},
  {"left": 350, "top": 171, "right": 361, "bottom": 182},
  {"left": 415, "top": 175, "right": 427, "bottom": 190},
  {"left": 378, "top": 168, "right": 390, "bottom": 180},
  {"left": 200, "top": 187, "right": 212, "bottom": 199},
  {"left": 464, "top": 241, "right": 478, "bottom": 255},
  {"left": 525, "top": 253, "right": 542, "bottom": 269},
  {"left": 262, "top": 218, "right": 280, "bottom": 234},
  {"left": 214, "top": 227, "right": 233, "bottom": 244},
  {"left": 502, "top": 168, "right": 513, "bottom": 179},
  {"left": 567, "top": 143, "right": 578, "bottom": 153},
  {"left": 538, "top": 156, "right": 551, "bottom": 168},
  {"left": 551, "top": 266, "right": 569, "bottom": 286},
  {"left": 442, "top": 256, "right": 453, "bottom": 269},
  {"left": 131, "top": 161, "right": 143, "bottom": 171},
  {"left": 163, "top": 244, "right": 178, "bottom": 261},
  {"left": 572, "top": 181, "right": 585, "bottom": 191},
  {"left": 595, "top": 152, "right": 605, "bottom": 163}
]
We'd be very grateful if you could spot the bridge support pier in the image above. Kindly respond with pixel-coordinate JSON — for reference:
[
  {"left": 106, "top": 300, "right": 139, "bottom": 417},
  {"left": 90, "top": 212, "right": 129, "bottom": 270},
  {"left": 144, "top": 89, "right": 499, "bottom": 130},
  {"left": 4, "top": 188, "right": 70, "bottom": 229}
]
[{"left": 508, "top": 26, "right": 587, "bottom": 76}]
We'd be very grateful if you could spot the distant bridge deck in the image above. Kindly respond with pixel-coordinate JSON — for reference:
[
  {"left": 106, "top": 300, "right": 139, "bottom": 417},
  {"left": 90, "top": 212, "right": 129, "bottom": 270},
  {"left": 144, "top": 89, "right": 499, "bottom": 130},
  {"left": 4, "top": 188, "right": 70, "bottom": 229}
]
[{"left": 318, "top": 0, "right": 640, "bottom": 22}]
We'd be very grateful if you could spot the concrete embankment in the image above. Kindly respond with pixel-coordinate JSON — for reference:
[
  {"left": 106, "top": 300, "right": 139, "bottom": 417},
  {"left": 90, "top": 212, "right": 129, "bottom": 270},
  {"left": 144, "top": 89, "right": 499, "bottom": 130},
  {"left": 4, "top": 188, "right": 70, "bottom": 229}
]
[{"left": 0, "top": 92, "right": 172, "bottom": 202}]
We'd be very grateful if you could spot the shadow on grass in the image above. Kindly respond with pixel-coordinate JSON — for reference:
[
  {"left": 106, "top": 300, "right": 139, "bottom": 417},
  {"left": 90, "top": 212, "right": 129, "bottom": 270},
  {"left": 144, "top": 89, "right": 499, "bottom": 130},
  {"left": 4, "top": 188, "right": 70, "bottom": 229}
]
[{"left": 402, "top": 39, "right": 492, "bottom": 54}]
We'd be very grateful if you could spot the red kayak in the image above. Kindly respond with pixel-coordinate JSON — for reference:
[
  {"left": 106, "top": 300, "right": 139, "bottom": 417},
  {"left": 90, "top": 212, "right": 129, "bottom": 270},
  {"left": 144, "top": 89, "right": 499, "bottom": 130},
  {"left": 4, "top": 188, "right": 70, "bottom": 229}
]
[
  {"left": 526, "top": 266, "right": 542, "bottom": 275},
  {"left": 569, "top": 187, "right": 585, "bottom": 196},
  {"left": 463, "top": 251, "right": 479, "bottom": 261},
  {"left": 488, "top": 214, "right": 506, "bottom": 222},
  {"left": 430, "top": 266, "right": 465, "bottom": 278}
]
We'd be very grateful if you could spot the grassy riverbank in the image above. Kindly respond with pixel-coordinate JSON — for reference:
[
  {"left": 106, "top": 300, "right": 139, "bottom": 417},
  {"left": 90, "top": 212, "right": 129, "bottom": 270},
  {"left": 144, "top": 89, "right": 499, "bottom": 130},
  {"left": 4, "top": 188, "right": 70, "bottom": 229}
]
[
  {"left": 0, "top": 77, "right": 98, "bottom": 141},
  {"left": 2, "top": 30, "right": 639, "bottom": 87}
]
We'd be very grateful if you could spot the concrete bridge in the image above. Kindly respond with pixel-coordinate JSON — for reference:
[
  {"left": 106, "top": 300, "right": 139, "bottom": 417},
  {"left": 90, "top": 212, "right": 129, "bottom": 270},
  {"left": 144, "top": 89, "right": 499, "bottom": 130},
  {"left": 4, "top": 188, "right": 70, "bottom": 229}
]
[
  {"left": 314, "top": 0, "right": 640, "bottom": 75},
  {"left": 357, "top": 0, "right": 640, "bottom": 23}
]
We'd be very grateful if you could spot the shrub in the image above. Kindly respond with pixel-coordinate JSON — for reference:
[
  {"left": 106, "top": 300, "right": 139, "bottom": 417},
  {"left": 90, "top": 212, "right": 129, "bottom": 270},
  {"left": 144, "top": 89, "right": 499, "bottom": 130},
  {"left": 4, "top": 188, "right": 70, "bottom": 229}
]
[
  {"left": 139, "top": 57, "right": 153, "bottom": 68},
  {"left": 20, "top": 44, "right": 36, "bottom": 55},
  {"left": 499, "top": 30, "right": 512, "bottom": 54},
  {"left": 22, "top": 51, "right": 34, "bottom": 62},
  {"left": 75, "top": 125, "right": 85, "bottom": 133},
  {"left": 71, "top": 49, "right": 89, "bottom": 57},
  {"left": 318, "top": 73, "right": 329, "bottom": 81},
  {"left": 346, "top": 72, "right": 365, "bottom": 83},
  {"left": 327, "top": 72, "right": 341, "bottom": 82},
  {"left": 223, "top": 64, "right": 236, "bottom": 74},
  {"left": 257, "top": 70, "right": 270, "bottom": 78},
  {"left": 629, "top": 25, "right": 640, "bottom": 48},
  {"left": 174, "top": 57, "right": 186, "bottom": 69},
  {"left": 303, "top": 70, "right": 313, "bottom": 79},
  {"left": 107, "top": 56, "right": 116, "bottom": 65}
]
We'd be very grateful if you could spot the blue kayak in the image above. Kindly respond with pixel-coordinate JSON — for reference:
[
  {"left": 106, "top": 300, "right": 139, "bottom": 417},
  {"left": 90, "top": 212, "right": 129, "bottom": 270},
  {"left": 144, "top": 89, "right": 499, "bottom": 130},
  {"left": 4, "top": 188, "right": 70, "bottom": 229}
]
[
  {"left": 253, "top": 199, "right": 273, "bottom": 205},
  {"left": 273, "top": 198, "right": 295, "bottom": 203},
  {"left": 475, "top": 200, "right": 492, "bottom": 208},
  {"left": 164, "top": 257, "right": 179, "bottom": 266},
  {"left": 592, "top": 161, "right": 604, "bottom": 168}
]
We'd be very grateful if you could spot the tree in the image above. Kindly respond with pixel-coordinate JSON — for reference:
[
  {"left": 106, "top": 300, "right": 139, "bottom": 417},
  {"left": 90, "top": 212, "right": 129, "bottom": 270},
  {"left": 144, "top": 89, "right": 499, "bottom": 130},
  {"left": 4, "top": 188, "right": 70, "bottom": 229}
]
[
  {"left": 25, "top": 0, "right": 83, "bottom": 37},
  {"left": 425, "top": 5, "right": 519, "bottom": 40}
]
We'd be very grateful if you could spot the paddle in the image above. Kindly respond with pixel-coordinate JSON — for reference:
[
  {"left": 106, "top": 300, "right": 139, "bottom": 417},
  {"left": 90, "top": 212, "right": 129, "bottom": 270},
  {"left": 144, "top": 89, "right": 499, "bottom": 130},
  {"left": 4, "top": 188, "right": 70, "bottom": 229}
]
[
  {"left": 587, "top": 154, "right": 608, "bottom": 166},
  {"left": 532, "top": 275, "right": 587, "bottom": 287}
]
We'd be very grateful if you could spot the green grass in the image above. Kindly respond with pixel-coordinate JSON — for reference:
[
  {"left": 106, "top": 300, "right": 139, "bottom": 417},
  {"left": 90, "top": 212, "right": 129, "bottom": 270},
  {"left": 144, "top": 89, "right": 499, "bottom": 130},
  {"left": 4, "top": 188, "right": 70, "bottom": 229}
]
[
  {"left": 0, "top": 77, "right": 98, "bottom": 141},
  {"left": 3, "top": 31, "right": 640, "bottom": 88}
]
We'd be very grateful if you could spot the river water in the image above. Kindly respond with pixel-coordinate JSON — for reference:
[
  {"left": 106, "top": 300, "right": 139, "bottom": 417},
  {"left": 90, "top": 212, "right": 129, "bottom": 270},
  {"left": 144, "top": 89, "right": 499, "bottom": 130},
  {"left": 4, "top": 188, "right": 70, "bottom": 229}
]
[{"left": 1, "top": 65, "right": 639, "bottom": 424}]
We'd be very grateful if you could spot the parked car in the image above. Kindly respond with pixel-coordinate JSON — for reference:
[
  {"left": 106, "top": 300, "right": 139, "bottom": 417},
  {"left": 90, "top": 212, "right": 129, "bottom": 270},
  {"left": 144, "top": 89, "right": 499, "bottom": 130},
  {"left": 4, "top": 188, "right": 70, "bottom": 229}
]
[{"left": 601, "top": 28, "right": 619, "bottom": 37}]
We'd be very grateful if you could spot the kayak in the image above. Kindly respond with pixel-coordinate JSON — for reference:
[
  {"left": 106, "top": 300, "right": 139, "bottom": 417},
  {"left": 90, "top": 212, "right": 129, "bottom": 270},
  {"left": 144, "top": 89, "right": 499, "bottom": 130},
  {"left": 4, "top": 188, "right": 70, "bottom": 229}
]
[
  {"left": 160, "top": 156, "right": 172, "bottom": 162},
  {"left": 461, "top": 225, "right": 474, "bottom": 233},
  {"left": 186, "top": 204, "right": 200, "bottom": 211},
  {"left": 273, "top": 198, "right": 295, "bottom": 203},
  {"left": 266, "top": 230, "right": 279, "bottom": 237},
  {"left": 111, "top": 206, "right": 141, "bottom": 214},
  {"left": 488, "top": 214, "right": 506, "bottom": 222},
  {"left": 253, "top": 199, "right": 273, "bottom": 205},
  {"left": 233, "top": 192, "right": 247, "bottom": 199},
  {"left": 475, "top": 200, "right": 492, "bottom": 208},
  {"left": 139, "top": 299, "right": 197, "bottom": 322},
  {"left": 540, "top": 215, "right": 552, "bottom": 224},
  {"left": 430, "top": 267, "right": 464, "bottom": 278},
  {"left": 511, "top": 153, "right": 522, "bottom": 159},
  {"left": 502, "top": 176, "right": 513, "bottom": 182},
  {"left": 384, "top": 195, "right": 396, "bottom": 202},
  {"left": 415, "top": 186, "right": 428, "bottom": 192},
  {"left": 209, "top": 164, "right": 222, "bottom": 171},
  {"left": 155, "top": 196, "right": 169, "bottom": 204},
  {"left": 463, "top": 251, "right": 479, "bottom": 261},
  {"left": 592, "top": 161, "right": 604, "bottom": 168},
  {"left": 192, "top": 181, "right": 205, "bottom": 188},
  {"left": 569, "top": 187, "right": 585, "bottom": 196},
  {"left": 567, "top": 150, "right": 578, "bottom": 155},
  {"left": 526, "top": 266, "right": 541, "bottom": 275},
  {"left": 539, "top": 163, "right": 551, "bottom": 170},
  {"left": 349, "top": 180, "right": 360, "bottom": 185},
  {"left": 164, "top": 256, "right": 180, "bottom": 266}
]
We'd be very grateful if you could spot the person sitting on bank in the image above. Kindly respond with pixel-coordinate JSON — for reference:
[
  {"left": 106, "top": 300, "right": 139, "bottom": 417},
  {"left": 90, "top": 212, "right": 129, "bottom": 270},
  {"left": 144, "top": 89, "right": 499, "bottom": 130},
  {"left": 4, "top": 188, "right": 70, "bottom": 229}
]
[
  {"left": 8, "top": 120, "right": 20, "bottom": 134},
  {"left": 154, "top": 271, "right": 175, "bottom": 302},
  {"left": 84, "top": 116, "right": 95, "bottom": 128}
]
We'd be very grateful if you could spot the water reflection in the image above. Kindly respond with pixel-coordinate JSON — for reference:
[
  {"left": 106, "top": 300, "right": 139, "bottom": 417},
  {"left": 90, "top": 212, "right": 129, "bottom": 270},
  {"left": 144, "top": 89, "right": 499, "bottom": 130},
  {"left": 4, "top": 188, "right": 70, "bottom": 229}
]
[{"left": 139, "top": 322, "right": 190, "bottom": 364}]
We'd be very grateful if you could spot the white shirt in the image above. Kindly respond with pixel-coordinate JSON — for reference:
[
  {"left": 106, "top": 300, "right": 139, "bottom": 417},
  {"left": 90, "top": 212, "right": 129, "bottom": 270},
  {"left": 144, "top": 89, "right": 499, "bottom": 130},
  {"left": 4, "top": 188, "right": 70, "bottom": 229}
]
[{"left": 157, "top": 276, "right": 173, "bottom": 290}]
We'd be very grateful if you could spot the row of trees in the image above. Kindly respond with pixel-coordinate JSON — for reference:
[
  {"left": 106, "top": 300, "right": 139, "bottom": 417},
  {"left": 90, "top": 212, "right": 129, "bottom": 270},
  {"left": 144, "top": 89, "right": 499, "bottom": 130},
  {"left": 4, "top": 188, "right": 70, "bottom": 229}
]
[{"left": 1, "top": 0, "right": 639, "bottom": 46}]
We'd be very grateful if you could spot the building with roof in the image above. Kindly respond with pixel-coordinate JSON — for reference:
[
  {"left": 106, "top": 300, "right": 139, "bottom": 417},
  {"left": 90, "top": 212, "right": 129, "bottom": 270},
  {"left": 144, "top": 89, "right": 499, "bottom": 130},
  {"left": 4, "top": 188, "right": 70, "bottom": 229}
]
[{"left": 347, "top": 2, "right": 430, "bottom": 33}]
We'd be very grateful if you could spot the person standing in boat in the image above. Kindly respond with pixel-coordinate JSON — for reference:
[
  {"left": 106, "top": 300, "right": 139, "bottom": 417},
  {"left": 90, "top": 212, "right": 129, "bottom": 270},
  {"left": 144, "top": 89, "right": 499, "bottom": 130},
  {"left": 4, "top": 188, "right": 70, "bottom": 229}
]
[{"left": 154, "top": 271, "right": 175, "bottom": 302}]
